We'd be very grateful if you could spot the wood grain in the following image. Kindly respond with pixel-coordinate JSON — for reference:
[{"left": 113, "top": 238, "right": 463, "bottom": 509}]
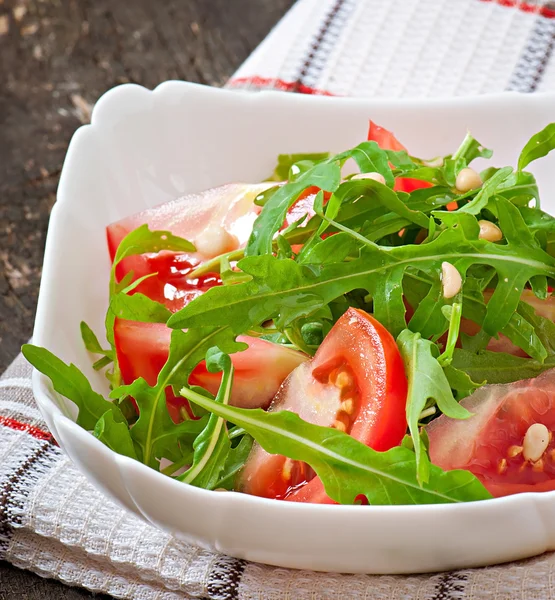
[{"left": 0, "top": 0, "right": 294, "bottom": 596}]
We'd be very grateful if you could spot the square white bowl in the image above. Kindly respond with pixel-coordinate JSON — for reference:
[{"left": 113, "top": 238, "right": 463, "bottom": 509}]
[{"left": 32, "top": 82, "right": 555, "bottom": 574}]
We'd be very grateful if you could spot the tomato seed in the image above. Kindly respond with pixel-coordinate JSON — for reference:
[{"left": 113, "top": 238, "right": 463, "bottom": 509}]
[
  {"left": 333, "top": 420, "right": 347, "bottom": 433},
  {"left": 341, "top": 398, "right": 354, "bottom": 415},
  {"left": 335, "top": 370, "right": 353, "bottom": 390},
  {"left": 507, "top": 445, "right": 523, "bottom": 458},
  {"left": 497, "top": 458, "right": 507, "bottom": 475},
  {"left": 282, "top": 458, "right": 293, "bottom": 482},
  {"left": 533, "top": 458, "right": 545, "bottom": 473}
]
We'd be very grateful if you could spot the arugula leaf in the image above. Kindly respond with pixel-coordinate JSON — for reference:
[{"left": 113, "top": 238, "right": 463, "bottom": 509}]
[
  {"left": 266, "top": 153, "right": 330, "bottom": 182},
  {"left": 113, "top": 224, "right": 196, "bottom": 266},
  {"left": 110, "top": 224, "right": 195, "bottom": 294},
  {"left": 181, "top": 390, "right": 492, "bottom": 505},
  {"left": 80, "top": 321, "right": 112, "bottom": 357},
  {"left": 110, "top": 328, "right": 245, "bottom": 467},
  {"left": 109, "top": 292, "right": 172, "bottom": 324},
  {"left": 214, "top": 433, "right": 254, "bottom": 490},
  {"left": 179, "top": 348, "right": 233, "bottom": 489},
  {"left": 438, "top": 303, "right": 463, "bottom": 367},
  {"left": 457, "top": 166, "right": 512, "bottom": 214},
  {"left": 336, "top": 141, "right": 395, "bottom": 187},
  {"left": 397, "top": 330, "right": 471, "bottom": 484},
  {"left": 452, "top": 348, "right": 555, "bottom": 385},
  {"left": 451, "top": 133, "right": 493, "bottom": 163},
  {"left": 22, "top": 344, "right": 121, "bottom": 430},
  {"left": 246, "top": 162, "right": 342, "bottom": 256},
  {"left": 519, "top": 123, "right": 555, "bottom": 171},
  {"left": 168, "top": 212, "right": 555, "bottom": 341},
  {"left": 94, "top": 410, "right": 138, "bottom": 459},
  {"left": 443, "top": 365, "right": 483, "bottom": 401}
]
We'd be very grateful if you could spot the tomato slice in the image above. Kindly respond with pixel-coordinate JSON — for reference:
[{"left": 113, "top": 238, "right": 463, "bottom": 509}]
[
  {"left": 239, "top": 308, "right": 408, "bottom": 502},
  {"left": 114, "top": 319, "right": 308, "bottom": 422},
  {"left": 427, "top": 369, "right": 555, "bottom": 497},
  {"left": 368, "top": 120, "right": 433, "bottom": 195},
  {"left": 107, "top": 183, "right": 272, "bottom": 308}
]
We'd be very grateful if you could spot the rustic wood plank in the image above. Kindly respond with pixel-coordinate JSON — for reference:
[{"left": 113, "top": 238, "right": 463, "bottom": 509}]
[{"left": 0, "top": 0, "right": 294, "bottom": 597}]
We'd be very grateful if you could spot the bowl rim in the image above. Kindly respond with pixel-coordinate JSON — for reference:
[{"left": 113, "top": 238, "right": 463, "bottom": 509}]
[{"left": 31, "top": 80, "right": 555, "bottom": 517}]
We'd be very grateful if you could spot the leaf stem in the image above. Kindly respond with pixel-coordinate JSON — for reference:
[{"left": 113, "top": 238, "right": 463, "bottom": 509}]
[{"left": 188, "top": 249, "right": 245, "bottom": 279}]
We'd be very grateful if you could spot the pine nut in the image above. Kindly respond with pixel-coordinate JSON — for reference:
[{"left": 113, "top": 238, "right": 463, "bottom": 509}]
[
  {"left": 455, "top": 167, "right": 482, "bottom": 193},
  {"left": 522, "top": 423, "right": 550, "bottom": 463},
  {"left": 194, "top": 225, "right": 237, "bottom": 259},
  {"left": 478, "top": 220, "right": 503, "bottom": 242},
  {"left": 441, "top": 262, "right": 462, "bottom": 299},
  {"left": 352, "top": 172, "right": 386, "bottom": 185},
  {"left": 424, "top": 157, "right": 444, "bottom": 168}
]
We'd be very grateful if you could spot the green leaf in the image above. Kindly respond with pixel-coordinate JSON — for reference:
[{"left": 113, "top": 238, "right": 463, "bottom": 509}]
[
  {"left": 80, "top": 321, "right": 111, "bottom": 357},
  {"left": 109, "top": 292, "right": 172, "bottom": 324},
  {"left": 246, "top": 162, "right": 342, "bottom": 256},
  {"left": 94, "top": 410, "right": 138, "bottom": 460},
  {"left": 518, "top": 123, "right": 555, "bottom": 171},
  {"left": 397, "top": 330, "right": 471, "bottom": 484},
  {"left": 452, "top": 348, "right": 555, "bottom": 385},
  {"left": 168, "top": 212, "right": 555, "bottom": 342},
  {"left": 113, "top": 224, "right": 196, "bottom": 267},
  {"left": 443, "top": 365, "right": 483, "bottom": 401},
  {"left": 266, "top": 153, "right": 330, "bottom": 182},
  {"left": 110, "top": 328, "right": 245, "bottom": 467},
  {"left": 452, "top": 133, "right": 493, "bottom": 163},
  {"left": 457, "top": 167, "right": 512, "bottom": 214},
  {"left": 438, "top": 303, "right": 462, "bottom": 367},
  {"left": 336, "top": 141, "right": 395, "bottom": 187},
  {"left": 22, "top": 344, "right": 121, "bottom": 430},
  {"left": 182, "top": 390, "right": 492, "bottom": 505},
  {"left": 214, "top": 434, "right": 254, "bottom": 490},
  {"left": 179, "top": 354, "right": 234, "bottom": 489}
]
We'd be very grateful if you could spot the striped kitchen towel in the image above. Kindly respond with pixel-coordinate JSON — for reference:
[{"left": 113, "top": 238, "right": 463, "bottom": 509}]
[{"left": 3, "top": 0, "right": 555, "bottom": 599}]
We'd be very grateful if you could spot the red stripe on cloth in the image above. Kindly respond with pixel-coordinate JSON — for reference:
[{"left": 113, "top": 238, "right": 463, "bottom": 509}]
[
  {"left": 480, "top": 0, "right": 555, "bottom": 19},
  {"left": 227, "top": 76, "right": 335, "bottom": 96},
  {"left": 0, "top": 416, "right": 55, "bottom": 442}
]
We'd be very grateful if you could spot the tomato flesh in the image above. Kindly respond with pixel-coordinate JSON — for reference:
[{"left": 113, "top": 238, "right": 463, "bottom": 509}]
[
  {"left": 239, "top": 308, "right": 408, "bottom": 502},
  {"left": 427, "top": 369, "right": 555, "bottom": 496}
]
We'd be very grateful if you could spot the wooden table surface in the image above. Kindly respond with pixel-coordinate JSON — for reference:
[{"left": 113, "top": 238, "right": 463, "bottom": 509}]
[{"left": 0, "top": 0, "right": 293, "bottom": 597}]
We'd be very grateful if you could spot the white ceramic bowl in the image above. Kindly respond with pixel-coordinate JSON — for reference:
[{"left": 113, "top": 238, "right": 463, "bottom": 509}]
[{"left": 32, "top": 82, "right": 555, "bottom": 574}]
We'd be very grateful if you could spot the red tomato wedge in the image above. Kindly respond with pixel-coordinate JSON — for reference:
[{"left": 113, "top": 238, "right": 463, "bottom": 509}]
[
  {"left": 239, "top": 308, "right": 408, "bottom": 502},
  {"left": 107, "top": 183, "right": 272, "bottom": 310},
  {"left": 368, "top": 120, "right": 433, "bottom": 195},
  {"left": 114, "top": 319, "right": 308, "bottom": 422},
  {"left": 428, "top": 369, "right": 555, "bottom": 497}
]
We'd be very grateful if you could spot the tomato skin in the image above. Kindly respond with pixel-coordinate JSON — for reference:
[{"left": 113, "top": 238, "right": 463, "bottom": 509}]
[
  {"left": 367, "top": 120, "right": 432, "bottom": 194},
  {"left": 240, "top": 308, "right": 408, "bottom": 503},
  {"left": 427, "top": 369, "right": 555, "bottom": 497}
]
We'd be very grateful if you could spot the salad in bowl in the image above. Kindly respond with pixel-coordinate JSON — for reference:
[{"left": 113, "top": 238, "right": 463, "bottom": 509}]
[{"left": 24, "top": 118, "right": 555, "bottom": 507}]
